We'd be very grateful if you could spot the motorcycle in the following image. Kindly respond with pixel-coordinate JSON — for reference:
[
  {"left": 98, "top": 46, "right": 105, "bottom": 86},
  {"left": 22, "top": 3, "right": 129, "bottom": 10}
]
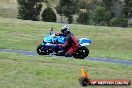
[{"left": 36, "top": 29, "right": 92, "bottom": 59}]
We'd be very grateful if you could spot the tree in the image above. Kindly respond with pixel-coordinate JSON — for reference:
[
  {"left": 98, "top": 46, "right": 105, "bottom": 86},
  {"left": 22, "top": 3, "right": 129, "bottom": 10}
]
[
  {"left": 112, "top": 0, "right": 122, "bottom": 17},
  {"left": 123, "top": 0, "right": 132, "bottom": 18},
  {"left": 102, "top": 0, "right": 113, "bottom": 9},
  {"left": 56, "top": 0, "right": 80, "bottom": 23},
  {"left": 17, "top": 0, "right": 43, "bottom": 21},
  {"left": 42, "top": 7, "right": 56, "bottom": 22},
  {"left": 91, "top": 6, "right": 114, "bottom": 26}
]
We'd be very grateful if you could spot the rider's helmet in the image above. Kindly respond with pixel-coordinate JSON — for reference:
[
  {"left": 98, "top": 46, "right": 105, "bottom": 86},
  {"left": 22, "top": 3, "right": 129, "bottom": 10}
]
[{"left": 61, "top": 25, "right": 70, "bottom": 34}]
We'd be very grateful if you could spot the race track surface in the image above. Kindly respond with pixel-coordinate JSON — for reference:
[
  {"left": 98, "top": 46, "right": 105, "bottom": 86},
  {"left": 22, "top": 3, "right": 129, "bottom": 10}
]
[{"left": 0, "top": 49, "right": 132, "bottom": 65}]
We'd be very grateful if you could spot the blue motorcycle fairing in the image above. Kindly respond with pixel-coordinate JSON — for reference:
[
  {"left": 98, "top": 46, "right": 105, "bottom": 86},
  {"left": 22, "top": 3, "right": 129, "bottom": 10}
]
[
  {"left": 42, "top": 34, "right": 65, "bottom": 50},
  {"left": 44, "top": 43, "right": 64, "bottom": 51},
  {"left": 44, "top": 34, "right": 65, "bottom": 44},
  {"left": 57, "top": 36, "right": 66, "bottom": 44}
]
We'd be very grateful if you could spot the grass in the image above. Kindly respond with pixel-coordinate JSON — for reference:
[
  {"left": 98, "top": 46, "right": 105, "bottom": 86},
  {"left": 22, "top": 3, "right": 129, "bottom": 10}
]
[
  {"left": 0, "top": 0, "right": 17, "bottom": 18},
  {"left": 0, "top": 53, "right": 132, "bottom": 88},
  {"left": 0, "top": 8, "right": 17, "bottom": 18},
  {"left": 0, "top": 17, "right": 132, "bottom": 60}
]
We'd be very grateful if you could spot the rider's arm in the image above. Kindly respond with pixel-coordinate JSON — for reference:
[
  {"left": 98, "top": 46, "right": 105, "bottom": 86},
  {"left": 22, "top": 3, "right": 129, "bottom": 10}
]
[{"left": 55, "top": 32, "right": 63, "bottom": 36}]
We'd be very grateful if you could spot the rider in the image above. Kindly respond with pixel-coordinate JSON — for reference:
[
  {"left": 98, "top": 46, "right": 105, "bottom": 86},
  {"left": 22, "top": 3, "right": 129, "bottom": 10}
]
[{"left": 56, "top": 25, "right": 79, "bottom": 57}]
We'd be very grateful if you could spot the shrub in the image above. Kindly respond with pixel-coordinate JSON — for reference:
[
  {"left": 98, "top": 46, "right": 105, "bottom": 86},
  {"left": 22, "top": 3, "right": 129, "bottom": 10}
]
[
  {"left": 42, "top": 7, "right": 56, "bottom": 22},
  {"left": 109, "top": 17, "right": 128, "bottom": 27},
  {"left": 77, "top": 12, "right": 89, "bottom": 24}
]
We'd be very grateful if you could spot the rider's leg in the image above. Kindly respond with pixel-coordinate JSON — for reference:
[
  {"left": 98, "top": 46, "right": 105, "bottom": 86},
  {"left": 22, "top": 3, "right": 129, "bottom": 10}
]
[
  {"left": 72, "top": 44, "right": 79, "bottom": 52},
  {"left": 65, "top": 47, "right": 73, "bottom": 57}
]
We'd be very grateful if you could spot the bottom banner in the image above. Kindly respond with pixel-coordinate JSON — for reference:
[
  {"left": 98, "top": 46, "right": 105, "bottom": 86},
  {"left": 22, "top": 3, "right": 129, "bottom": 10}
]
[
  {"left": 79, "top": 68, "right": 131, "bottom": 86},
  {"left": 79, "top": 77, "right": 131, "bottom": 86}
]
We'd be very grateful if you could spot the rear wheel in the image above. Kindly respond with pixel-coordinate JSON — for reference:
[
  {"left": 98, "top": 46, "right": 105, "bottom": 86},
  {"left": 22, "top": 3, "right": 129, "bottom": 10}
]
[{"left": 73, "top": 46, "right": 89, "bottom": 59}]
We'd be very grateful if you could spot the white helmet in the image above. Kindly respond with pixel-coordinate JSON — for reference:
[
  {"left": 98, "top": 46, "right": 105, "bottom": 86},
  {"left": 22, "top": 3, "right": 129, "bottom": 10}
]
[{"left": 61, "top": 25, "right": 70, "bottom": 33}]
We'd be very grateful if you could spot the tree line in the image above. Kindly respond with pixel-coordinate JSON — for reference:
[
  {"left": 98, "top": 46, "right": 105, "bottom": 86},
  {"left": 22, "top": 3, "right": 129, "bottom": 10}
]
[{"left": 17, "top": 0, "right": 132, "bottom": 27}]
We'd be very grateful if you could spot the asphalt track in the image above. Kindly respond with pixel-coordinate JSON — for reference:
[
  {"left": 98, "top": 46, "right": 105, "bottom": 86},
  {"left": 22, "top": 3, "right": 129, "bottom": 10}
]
[{"left": 0, "top": 49, "right": 132, "bottom": 65}]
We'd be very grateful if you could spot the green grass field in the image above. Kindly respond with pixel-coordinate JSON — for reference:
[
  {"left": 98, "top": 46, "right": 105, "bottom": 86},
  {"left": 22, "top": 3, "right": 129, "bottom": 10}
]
[
  {"left": 0, "top": 0, "right": 17, "bottom": 18},
  {"left": 0, "top": 17, "right": 132, "bottom": 88},
  {"left": 0, "top": 17, "right": 132, "bottom": 60},
  {"left": 0, "top": 53, "right": 132, "bottom": 88}
]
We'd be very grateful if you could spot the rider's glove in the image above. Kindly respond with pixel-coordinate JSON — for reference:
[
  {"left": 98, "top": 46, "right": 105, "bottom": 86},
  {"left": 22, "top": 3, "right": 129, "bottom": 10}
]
[{"left": 55, "top": 32, "right": 63, "bottom": 36}]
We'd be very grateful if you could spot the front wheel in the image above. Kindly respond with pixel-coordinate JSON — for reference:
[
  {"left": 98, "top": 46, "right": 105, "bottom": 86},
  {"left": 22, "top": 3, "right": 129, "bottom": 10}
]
[
  {"left": 37, "top": 44, "right": 46, "bottom": 55},
  {"left": 73, "top": 46, "right": 89, "bottom": 59}
]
